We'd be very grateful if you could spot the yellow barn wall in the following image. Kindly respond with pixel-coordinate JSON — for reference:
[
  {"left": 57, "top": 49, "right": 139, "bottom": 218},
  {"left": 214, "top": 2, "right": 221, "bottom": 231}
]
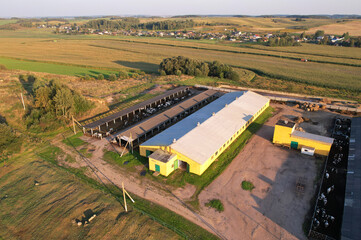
[
  {"left": 290, "top": 136, "right": 332, "bottom": 156},
  {"left": 148, "top": 154, "right": 177, "bottom": 177},
  {"left": 141, "top": 100, "right": 270, "bottom": 176},
  {"left": 272, "top": 124, "right": 294, "bottom": 146}
]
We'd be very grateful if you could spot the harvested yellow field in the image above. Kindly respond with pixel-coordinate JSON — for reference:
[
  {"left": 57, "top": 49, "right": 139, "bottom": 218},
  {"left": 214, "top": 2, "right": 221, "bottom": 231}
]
[{"left": 306, "top": 20, "right": 361, "bottom": 36}]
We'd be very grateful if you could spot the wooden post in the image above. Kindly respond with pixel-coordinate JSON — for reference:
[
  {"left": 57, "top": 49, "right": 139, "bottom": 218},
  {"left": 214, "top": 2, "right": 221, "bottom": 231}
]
[
  {"left": 20, "top": 93, "right": 25, "bottom": 110},
  {"left": 72, "top": 116, "right": 76, "bottom": 134},
  {"left": 122, "top": 182, "right": 127, "bottom": 212},
  {"left": 130, "top": 133, "right": 133, "bottom": 154},
  {"left": 124, "top": 189, "right": 135, "bottom": 203}
]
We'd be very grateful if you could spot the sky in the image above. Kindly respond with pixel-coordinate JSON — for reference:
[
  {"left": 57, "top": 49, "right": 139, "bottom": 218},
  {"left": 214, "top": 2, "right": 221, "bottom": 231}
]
[{"left": 1, "top": 0, "right": 361, "bottom": 18}]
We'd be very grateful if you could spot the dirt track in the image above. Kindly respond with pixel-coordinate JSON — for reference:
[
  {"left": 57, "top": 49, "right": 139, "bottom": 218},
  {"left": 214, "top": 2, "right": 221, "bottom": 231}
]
[{"left": 57, "top": 103, "right": 338, "bottom": 240}]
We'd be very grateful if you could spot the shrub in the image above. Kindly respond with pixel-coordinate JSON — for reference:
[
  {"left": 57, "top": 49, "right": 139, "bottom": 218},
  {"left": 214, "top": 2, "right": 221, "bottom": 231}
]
[
  {"left": 195, "top": 68, "right": 203, "bottom": 77},
  {"left": 132, "top": 73, "right": 139, "bottom": 78},
  {"left": 241, "top": 181, "right": 255, "bottom": 191},
  {"left": 159, "top": 70, "right": 166, "bottom": 76},
  {"left": 19, "top": 74, "right": 26, "bottom": 81},
  {"left": 118, "top": 70, "right": 128, "bottom": 79},
  {"left": 27, "top": 74, "right": 37, "bottom": 82},
  {"left": 0, "top": 64, "right": 7, "bottom": 70},
  {"left": 175, "top": 70, "right": 182, "bottom": 76},
  {"left": 108, "top": 74, "right": 117, "bottom": 81},
  {"left": 226, "top": 71, "right": 240, "bottom": 81},
  {"left": 205, "top": 199, "right": 224, "bottom": 212},
  {"left": 84, "top": 74, "right": 91, "bottom": 81},
  {"left": 97, "top": 74, "right": 104, "bottom": 80}
]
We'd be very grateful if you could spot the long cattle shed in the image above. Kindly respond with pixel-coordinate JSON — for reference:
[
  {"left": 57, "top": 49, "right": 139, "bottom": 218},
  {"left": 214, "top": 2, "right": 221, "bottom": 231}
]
[
  {"left": 139, "top": 91, "right": 270, "bottom": 176},
  {"left": 341, "top": 117, "right": 361, "bottom": 240},
  {"left": 114, "top": 89, "right": 219, "bottom": 147},
  {"left": 83, "top": 86, "right": 190, "bottom": 135}
]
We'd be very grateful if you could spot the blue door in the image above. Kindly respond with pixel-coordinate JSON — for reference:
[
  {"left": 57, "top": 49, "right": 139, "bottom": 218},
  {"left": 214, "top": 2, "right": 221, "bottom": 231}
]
[
  {"left": 291, "top": 141, "right": 298, "bottom": 149},
  {"left": 155, "top": 164, "right": 160, "bottom": 172}
]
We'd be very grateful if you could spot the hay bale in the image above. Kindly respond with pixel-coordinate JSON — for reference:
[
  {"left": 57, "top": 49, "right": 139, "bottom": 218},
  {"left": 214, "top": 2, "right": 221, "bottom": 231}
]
[{"left": 89, "top": 214, "right": 96, "bottom": 222}]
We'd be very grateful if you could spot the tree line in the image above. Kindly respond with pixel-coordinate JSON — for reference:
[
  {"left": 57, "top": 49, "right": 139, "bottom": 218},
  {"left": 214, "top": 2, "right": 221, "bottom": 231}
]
[
  {"left": 159, "top": 56, "right": 240, "bottom": 81},
  {"left": 267, "top": 33, "right": 301, "bottom": 47},
  {"left": 82, "top": 18, "right": 196, "bottom": 31}
]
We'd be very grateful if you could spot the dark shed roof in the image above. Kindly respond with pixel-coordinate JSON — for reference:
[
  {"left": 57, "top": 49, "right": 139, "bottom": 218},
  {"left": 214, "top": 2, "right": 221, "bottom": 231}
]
[
  {"left": 341, "top": 117, "right": 361, "bottom": 240},
  {"left": 84, "top": 86, "right": 189, "bottom": 129}
]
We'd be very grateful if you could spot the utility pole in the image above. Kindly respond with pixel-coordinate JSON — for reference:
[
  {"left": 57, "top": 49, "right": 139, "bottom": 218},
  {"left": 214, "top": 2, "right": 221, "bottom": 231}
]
[
  {"left": 20, "top": 93, "right": 25, "bottom": 110},
  {"left": 122, "top": 182, "right": 128, "bottom": 212}
]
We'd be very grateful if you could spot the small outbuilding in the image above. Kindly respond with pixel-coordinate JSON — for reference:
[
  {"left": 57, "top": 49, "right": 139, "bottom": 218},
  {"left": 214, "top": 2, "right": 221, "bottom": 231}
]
[{"left": 273, "top": 120, "right": 333, "bottom": 156}]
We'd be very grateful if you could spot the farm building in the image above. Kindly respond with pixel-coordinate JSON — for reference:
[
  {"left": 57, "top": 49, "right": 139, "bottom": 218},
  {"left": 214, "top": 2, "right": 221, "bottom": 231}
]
[
  {"left": 115, "top": 89, "right": 218, "bottom": 147},
  {"left": 139, "top": 91, "right": 270, "bottom": 176},
  {"left": 273, "top": 120, "right": 334, "bottom": 156},
  {"left": 83, "top": 86, "right": 190, "bottom": 136}
]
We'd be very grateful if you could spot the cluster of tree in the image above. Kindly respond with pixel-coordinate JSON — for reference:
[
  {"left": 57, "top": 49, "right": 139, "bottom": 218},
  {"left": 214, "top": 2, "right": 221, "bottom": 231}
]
[
  {"left": 140, "top": 19, "right": 196, "bottom": 30},
  {"left": 24, "top": 78, "right": 93, "bottom": 131},
  {"left": 159, "top": 56, "right": 240, "bottom": 81},
  {"left": 83, "top": 18, "right": 140, "bottom": 30},
  {"left": 82, "top": 18, "right": 196, "bottom": 31},
  {"left": 293, "top": 18, "right": 306, "bottom": 22},
  {"left": 267, "top": 33, "right": 301, "bottom": 47}
]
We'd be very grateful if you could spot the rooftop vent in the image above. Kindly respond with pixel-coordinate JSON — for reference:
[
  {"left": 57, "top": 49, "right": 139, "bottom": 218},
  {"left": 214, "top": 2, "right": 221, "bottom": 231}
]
[
  {"left": 212, "top": 112, "right": 215, "bottom": 116},
  {"left": 197, "top": 122, "right": 200, "bottom": 126},
  {"left": 173, "top": 138, "right": 177, "bottom": 143}
]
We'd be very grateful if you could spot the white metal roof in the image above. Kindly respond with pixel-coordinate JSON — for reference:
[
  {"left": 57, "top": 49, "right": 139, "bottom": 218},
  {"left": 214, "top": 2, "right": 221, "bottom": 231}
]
[
  {"left": 291, "top": 130, "right": 334, "bottom": 144},
  {"left": 142, "top": 91, "right": 269, "bottom": 165},
  {"left": 141, "top": 91, "right": 246, "bottom": 147},
  {"left": 171, "top": 91, "right": 269, "bottom": 164}
]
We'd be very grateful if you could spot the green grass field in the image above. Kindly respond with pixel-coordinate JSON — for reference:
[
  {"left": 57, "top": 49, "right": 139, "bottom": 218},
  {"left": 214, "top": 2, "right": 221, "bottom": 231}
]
[
  {"left": 0, "top": 57, "right": 119, "bottom": 77},
  {"left": 0, "top": 19, "right": 17, "bottom": 26}
]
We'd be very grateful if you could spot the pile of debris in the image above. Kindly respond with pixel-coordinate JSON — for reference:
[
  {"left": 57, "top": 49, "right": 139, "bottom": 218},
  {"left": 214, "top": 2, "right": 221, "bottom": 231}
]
[{"left": 295, "top": 102, "right": 326, "bottom": 112}]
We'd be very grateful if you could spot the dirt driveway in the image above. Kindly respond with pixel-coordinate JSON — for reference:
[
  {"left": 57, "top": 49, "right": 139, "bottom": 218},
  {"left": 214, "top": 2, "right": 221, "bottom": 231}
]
[{"left": 198, "top": 104, "right": 336, "bottom": 240}]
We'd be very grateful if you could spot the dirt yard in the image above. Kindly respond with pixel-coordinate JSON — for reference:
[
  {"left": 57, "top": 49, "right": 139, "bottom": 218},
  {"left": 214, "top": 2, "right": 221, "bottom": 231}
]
[
  {"left": 56, "top": 103, "right": 340, "bottom": 240},
  {"left": 198, "top": 104, "right": 338, "bottom": 240}
]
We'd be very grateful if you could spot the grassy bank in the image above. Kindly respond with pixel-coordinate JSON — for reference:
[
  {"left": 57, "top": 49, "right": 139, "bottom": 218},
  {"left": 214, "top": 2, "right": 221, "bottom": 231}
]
[{"left": 36, "top": 142, "right": 219, "bottom": 240}]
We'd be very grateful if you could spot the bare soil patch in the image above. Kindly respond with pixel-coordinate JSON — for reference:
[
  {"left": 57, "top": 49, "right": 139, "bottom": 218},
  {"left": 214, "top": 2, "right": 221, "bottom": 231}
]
[{"left": 198, "top": 104, "right": 338, "bottom": 240}]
